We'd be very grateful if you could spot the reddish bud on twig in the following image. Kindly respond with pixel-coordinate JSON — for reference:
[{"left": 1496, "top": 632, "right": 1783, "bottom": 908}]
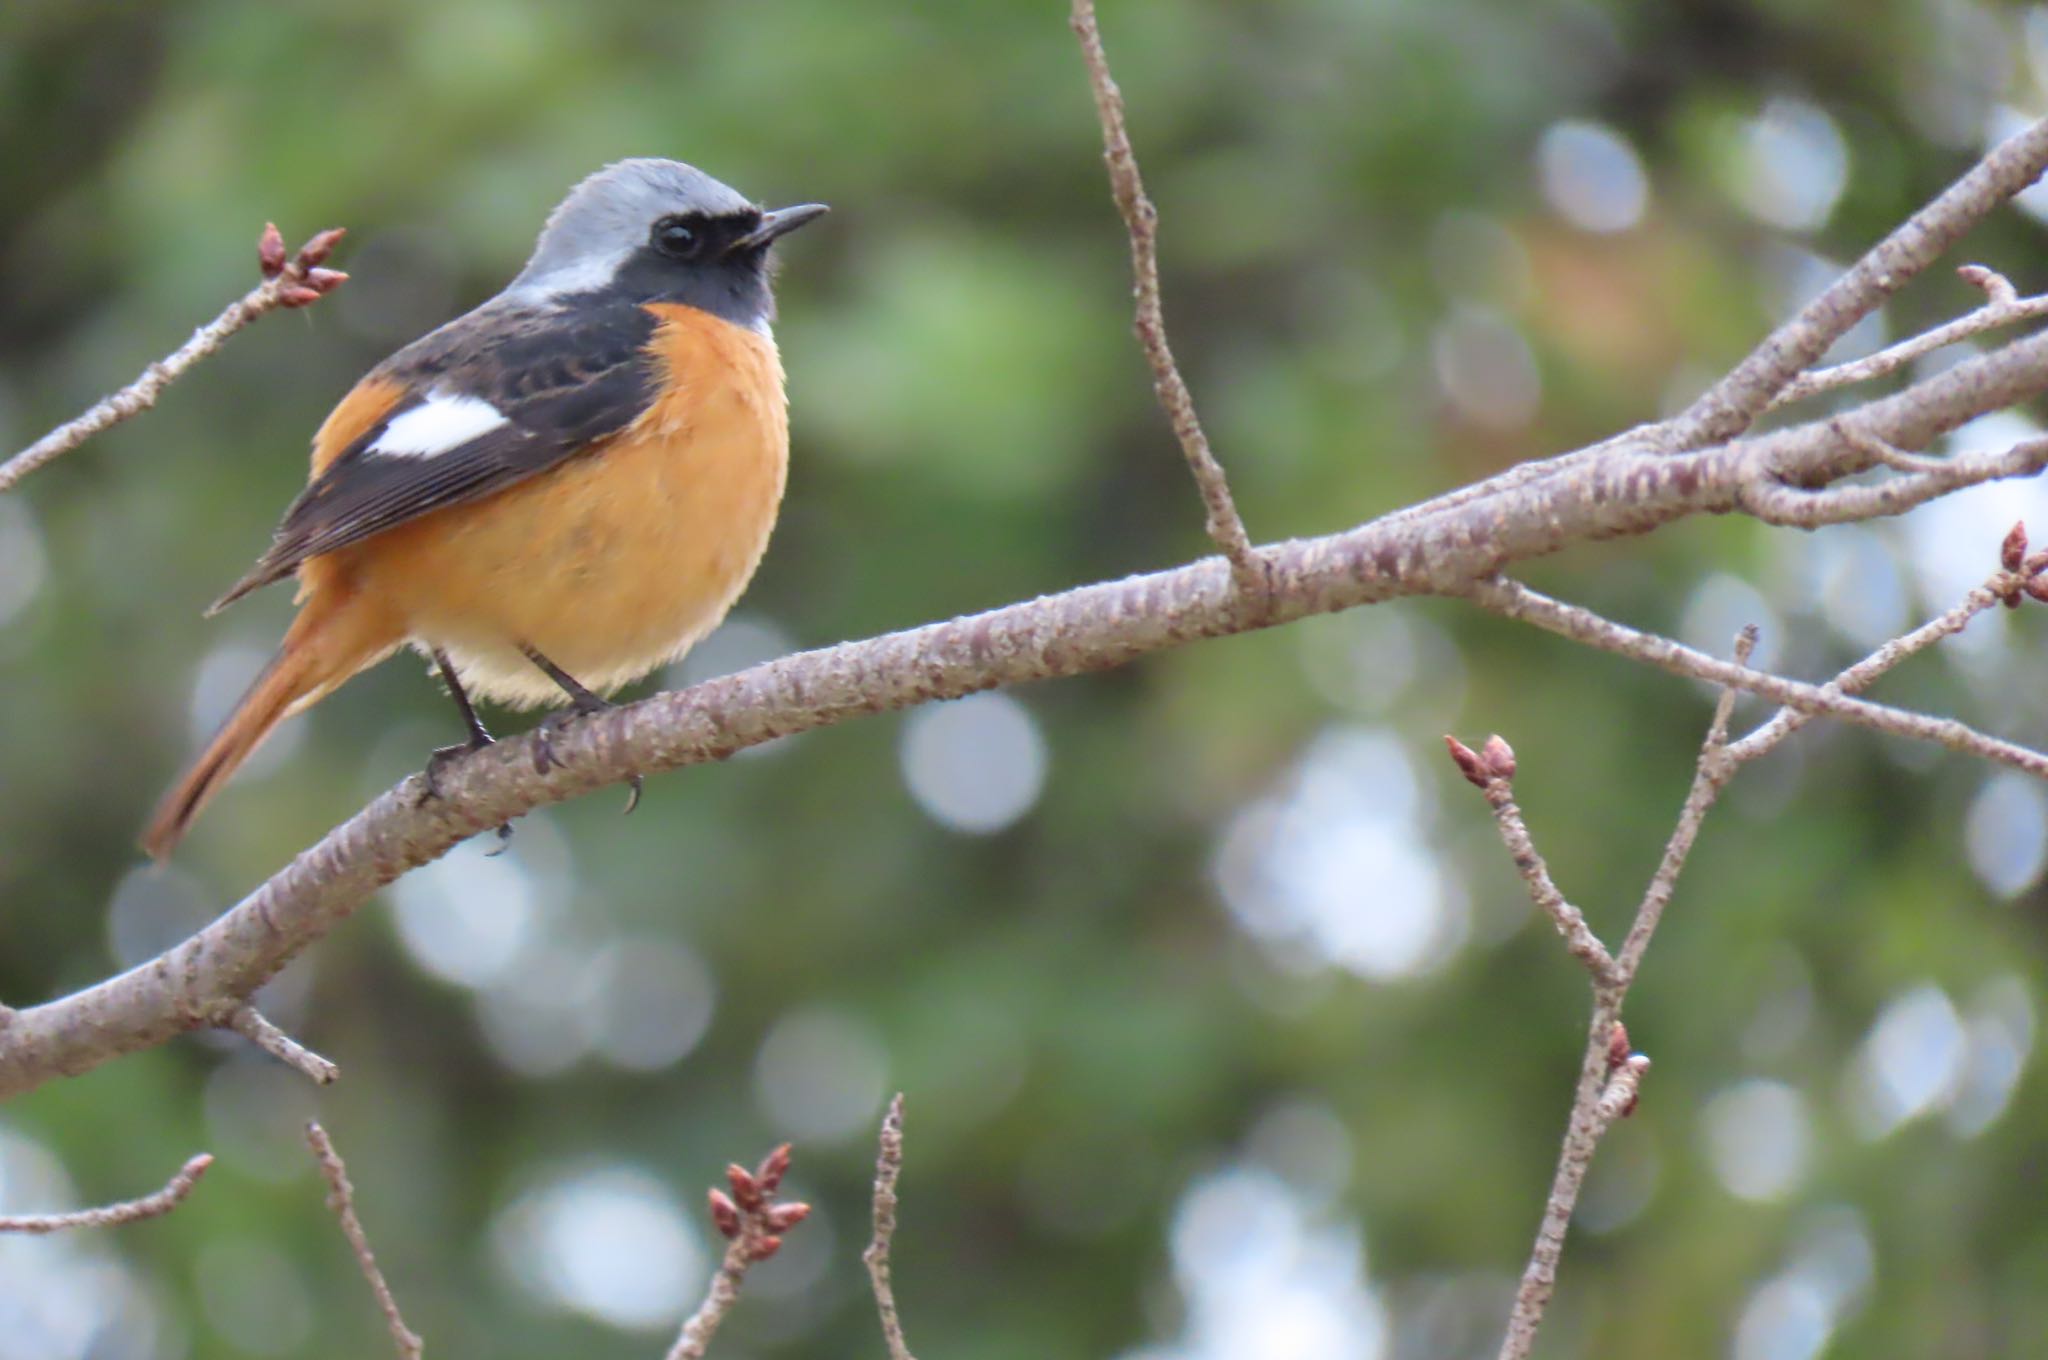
[
  {"left": 757, "top": 1143, "right": 792, "bottom": 1193},
  {"left": 2027, "top": 577, "right": 2048, "bottom": 605},
  {"left": 726, "top": 1163, "right": 763, "bottom": 1211},
  {"left": 304, "top": 267, "right": 349, "bottom": 292},
  {"left": 2025, "top": 550, "right": 2048, "bottom": 577},
  {"left": 1444, "top": 736, "right": 1488, "bottom": 788},
  {"left": 258, "top": 223, "right": 287, "bottom": 278},
  {"left": 1481, "top": 734, "right": 1516, "bottom": 782},
  {"left": 751, "top": 1234, "right": 784, "bottom": 1262},
  {"left": 296, "top": 227, "right": 348, "bottom": 269},
  {"left": 707, "top": 1188, "right": 741, "bottom": 1239},
  {"left": 1607, "top": 1022, "right": 1630, "bottom": 1070},
  {"left": 764, "top": 1201, "right": 811, "bottom": 1232},
  {"left": 2002, "top": 522, "right": 2028, "bottom": 573},
  {"left": 277, "top": 286, "right": 325, "bottom": 309}
]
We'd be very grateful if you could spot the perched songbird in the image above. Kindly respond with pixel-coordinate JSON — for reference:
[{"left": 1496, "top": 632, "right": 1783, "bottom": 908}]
[{"left": 142, "top": 159, "right": 826, "bottom": 859}]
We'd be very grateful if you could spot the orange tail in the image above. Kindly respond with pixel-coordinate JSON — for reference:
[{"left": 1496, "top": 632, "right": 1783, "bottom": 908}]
[{"left": 142, "top": 595, "right": 394, "bottom": 861}]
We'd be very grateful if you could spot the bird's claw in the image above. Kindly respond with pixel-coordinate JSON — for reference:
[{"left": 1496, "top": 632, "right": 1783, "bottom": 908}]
[
  {"left": 530, "top": 705, "right": 643, "bottom": 815},
  {"left": 418, "top": 734, "right": 512, "bottom": 845}
]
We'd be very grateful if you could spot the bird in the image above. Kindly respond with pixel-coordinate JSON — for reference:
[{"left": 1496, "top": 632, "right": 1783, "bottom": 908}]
[{"left": 141, "top": 158, "right": 826, "bottom": 860}]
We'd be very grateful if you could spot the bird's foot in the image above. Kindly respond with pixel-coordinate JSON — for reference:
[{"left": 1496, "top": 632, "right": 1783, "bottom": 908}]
[
  {"left": 531, "top": 699, "right": 644, "bottom": 815},
  {"left": 417, "top": 733, "right": 513, "bottom": 849}
]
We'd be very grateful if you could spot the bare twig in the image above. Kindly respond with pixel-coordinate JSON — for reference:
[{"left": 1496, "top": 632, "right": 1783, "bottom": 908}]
[
  {"left": 0, "top": 1153, "right": 212, "bottom": 1233},
  {"left": 668, "top": 1145, "right": 808, "bottom": 1360},
  {"left": 0, "top": 225, "right": 347, "bottom": 494},
  {"left": 1469, "top": 576, "right": 2048, "bottom": 777},
  {"left": 1611, "top": 626, "right": 1754, "bottom": 983},
  {"left": 1728, "top": 543, "right": 2036, "bottom": 765},
  {"left": 1768, "top": 265, "right": 2048, "bottom": 410},
  {"left": 1827, "top": 418, "right": 1953, "bottom": 475},
  {"left": 305, "top": 1122, "right": 422, "bottom": 1360},
  {"left": 1667, "top": 113, "right": 2048, "bottom": 446},
  {"left": 1069, "top": 0, "right": 1263, "bottom": 600},
  {"left": 1490, "top": 537, "right": 2036, "bottom": 1357},
  {"left": 864, "top": 1094, "right": 917, "bottom": 1360},
  {"left": 1497, "top": 1010, "right": 1630, "bottom": 1360},
  {"left": 1445, "top": 736, "right": 1616, "bottom": 982},
  {"left": 224, "top": 1005, "right": 338, "bottom": 1085},
  {"left": 1742, "top": 434, "right": 2048, "bottom": 528}
]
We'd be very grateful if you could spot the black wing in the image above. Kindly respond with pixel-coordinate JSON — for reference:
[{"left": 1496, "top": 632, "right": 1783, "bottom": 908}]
[{"left": 210, "top": 300, "right": 661, "bottom": 613}]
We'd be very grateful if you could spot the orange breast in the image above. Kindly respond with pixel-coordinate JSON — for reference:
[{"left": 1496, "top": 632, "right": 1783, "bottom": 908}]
[{"left": 332, "top": 305, "right": 791, "bottom": 708}]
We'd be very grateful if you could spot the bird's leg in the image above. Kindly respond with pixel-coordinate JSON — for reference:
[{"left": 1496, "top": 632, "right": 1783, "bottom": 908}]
[
  {"left": 520, "top": 644, "right": 644, "bottom": 815},
  {"left": 421, "top": 650, "right": 512, "bottom": 848}
]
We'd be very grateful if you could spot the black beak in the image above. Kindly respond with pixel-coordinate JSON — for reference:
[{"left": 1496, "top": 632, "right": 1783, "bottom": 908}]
[{"left": 732, "top": 203, "right": 829, "bottom": 252}]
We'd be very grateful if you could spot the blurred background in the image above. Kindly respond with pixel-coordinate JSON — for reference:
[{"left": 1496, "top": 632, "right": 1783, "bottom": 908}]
[{"left": 2, "top": 0, "right": 2047, "bottom": 1356}]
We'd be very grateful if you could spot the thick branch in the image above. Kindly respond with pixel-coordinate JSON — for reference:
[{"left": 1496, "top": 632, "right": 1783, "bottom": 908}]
[
  {"left": 5, "top": 365, "right": 2048, "bottom": 1100},
  {"left": 1070, "top": 0, "right": 1262, "bottom": 596},
  {"left": 0, "top": 226, "right": 346, "bottom": 494}
]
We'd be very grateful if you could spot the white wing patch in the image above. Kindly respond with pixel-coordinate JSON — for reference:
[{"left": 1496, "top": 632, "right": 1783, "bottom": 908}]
[{"left": 368, "top": 391, "right": 510, "bottom": 458}]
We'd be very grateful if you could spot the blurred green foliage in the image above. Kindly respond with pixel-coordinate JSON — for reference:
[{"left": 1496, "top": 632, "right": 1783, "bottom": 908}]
[{"left": 3, "top": 1, "right": 2047, "bottom": 1357}]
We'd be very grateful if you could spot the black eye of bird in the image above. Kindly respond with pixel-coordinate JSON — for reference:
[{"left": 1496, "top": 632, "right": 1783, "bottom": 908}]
[{"left": 651, "top": 215, "right": 703, "bottom": 260}]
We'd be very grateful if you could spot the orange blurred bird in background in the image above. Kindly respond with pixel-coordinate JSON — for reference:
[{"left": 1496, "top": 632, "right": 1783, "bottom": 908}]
[{"left": 143, "top": 159, "right": 826, "bottom": 859}]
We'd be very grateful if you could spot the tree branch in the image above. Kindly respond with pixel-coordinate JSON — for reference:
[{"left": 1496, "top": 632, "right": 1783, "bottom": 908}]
[
  {"left": 1468, "top": 576, "right": 2048, "bottom": 776},
  {"left": 0, "top": 1153, "right": 212, "bottom": 1233},
  {"left": 1666, "top": 113, "right": 2048, "bottom": 446},
  {"left": 1445, "top": 736, "right": 1616, "bottom": 983},
  {"left": 0, "top": 225, "right": 347, "bottom": 494},
  {"left": 223, "top": 1004, "right": 338, "bottom": 1085},
  {"left": 864, "top": 1094, "right": 917, "bottom": 1360},
  {"left": 1069, "top": 0, "right": 1263, "bottom": 599},
  {"left": 305, "top": 1122, "right": 422, "bottom": 1360},
  {"left": 5, "top": 359, "right": 2048, "bottom": 1101},
  {"left": 1767, "top": 265, "right": 2048, "bottom": 411},
  {"left": 1484, "top": 540, "right": 2030, "bottom": 1357}
]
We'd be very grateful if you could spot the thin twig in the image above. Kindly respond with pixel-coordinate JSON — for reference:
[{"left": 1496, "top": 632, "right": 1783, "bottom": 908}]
[
  {"left": 305, "top": 1122, "right": 422, "bottom": 1360},
  {"left": 224, "top": 1005, "right": 339, "bottom": 1085},
  {"left": 1742, "top": 435, "right": 2048, "bottom": 528},
  {"left": 1497, "top": 1008, "right": 1630, "bottom": 1360},
  {"left": 1768, "top": 266, "right": 2048, "bottom": 411},
  {"left": 1611, "top": 626, "right": 1754, "bottom": 983},
  {"left": 1469, "top": 576, "right": 2048, "bottom": 778},
  {"left": 1728, "top": 555, "right": 2031, "bottom": 765},
  {"left": 864, "top": 1094, "right": 917, "bottom": 1360},
  {"left": 1827, "top": 419, "right": 1952, "bottom": 475},
  {"left": 0, "top": 1153, "right": 212, "bottom": 1233},
  {"left": 1446, "top": 736, "right": 1616, "bottom": 982},
  {"left": 1491, "top": 542, "right": 2036, "bottom": 1358},
  {"left": 668, "top": 1146, "right": 807, "bottom": 1360},
  {"left": 1668, "top": 114, "right": 2048, "bottom": 446},
  {"left": 0, "top": 225, "right": 346, "bottom": 494},
  {"left": 1069, "top": 0, "right": 1264, "bottom": 600}
]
